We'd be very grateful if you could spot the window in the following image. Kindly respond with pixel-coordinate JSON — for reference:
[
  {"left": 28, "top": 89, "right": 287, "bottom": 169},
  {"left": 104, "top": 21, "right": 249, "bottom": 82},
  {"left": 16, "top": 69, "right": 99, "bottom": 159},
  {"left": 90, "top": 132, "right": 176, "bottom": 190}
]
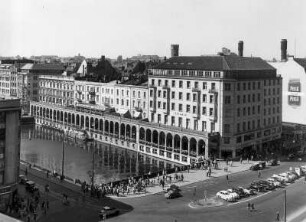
[
  {"left": 187, "top": 81, "right": 191, "bottom": 88},
  {"left": 224, "top": 83, "right": 231, "bottom": 91},
  {"left": 237, "top": 108, "right": 240, "bottom": 117},
  {"left": 171, "top": 103, "right": 175, "bottom": 110},
  {"left": 151, "top": 79, "right": 155, "bottom": 85},
  {"left": 224, "top": 124, "right": 230, "bottom": 133},
  {"left": 186, "top": 119, "right": 190, "bottom": 129},
  {"left": 172, "top": 91, "right": 175, "bottom": 99},
  {"left": 179, "top": 81, "right": 183, "bottom": 88},
  {"left": 237, "top": 95, "right": 240, "bottom": 104},
  {"left": 194, "top": 82, "right": 198, "bottom": 89},
  {"left": 202, "top": 94, "right": 207, "bottom": 102},
  {"left": 186, "top": 105, "right": 190, "bottom": 113},
  {"left": 163, "top": 102, "right": 166, "bottom": 109},
  {"left": 158, "top": 90, "right": 161, "bottom": 97},
  {"left": 150, "top": 101, "right": 153, "bottom": 107},
  {"left": 158, "top": 101, "right": 161, "bottom": 108},
  {"left": 202, "top": 107, "right": 207, "bottom": 115},
  {"left": 211, "top": 122, "right": 215, "bottom": 132},
  {"left": 158, "top": 114, "right": 161, "bottom": 123},
  {"left": 194, "top": 120, "right": 198, "bottom": 130},
  {"left": 163, "top": 91, "right": 167, "bottom": 98},
  {"left": 225, "top": 96, "right": 231, "bottom": 104},
  {"left": 179, "top": 104, "right": 183, "bottom": 111},
  {"left": 186, "top": 93, "right": 190, "bottom": 101},
  {"left": 203, "top": 82, "right": 207, "bottom": 89},
  {"left": 210, "top": 95, "right": 214, "bottom": 103},
  {"left": 209, "top": 108, "right": 213, "bottom": 116},
  {"left": 171, "top": 117, "right": 175, "bottom": 126},
  {"left": 211, "top": 83, "right": 215, "bottom": 90},
  {"left": 165, "top": 80, "right": 168, "bottom": 86},
  {"left": 193, "top": 106, "right": 197, "bottom": 113},
  {"left": 202, "top": 121, "right": 207, "bottom": 131},
  {"left": 172, "top": 80, "right": 175, "bottom": 87},
  {"left": 193, "top": 94, "right": 197, "bottom": 101},
  {"left": 158, "top": 80, "right": 161, "bottom": 86},
  {"left": 179, "top": 117, "right": 182, "bottom": 127},
  {"left": 237, "top": 123, "right": 240, "bottom": 133},
  {"left": 237, "top": 83, "right": 240, "bottom": 91},
  {"left": 179, "top": 92, "right": 183, "bottom": 100}
]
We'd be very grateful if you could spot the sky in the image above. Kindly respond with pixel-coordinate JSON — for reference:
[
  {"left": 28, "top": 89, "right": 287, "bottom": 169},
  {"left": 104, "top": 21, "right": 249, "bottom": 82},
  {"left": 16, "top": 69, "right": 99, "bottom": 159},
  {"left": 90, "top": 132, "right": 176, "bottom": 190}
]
[{"left": 1, "top": 0, "right": 306, "bottom": 59}]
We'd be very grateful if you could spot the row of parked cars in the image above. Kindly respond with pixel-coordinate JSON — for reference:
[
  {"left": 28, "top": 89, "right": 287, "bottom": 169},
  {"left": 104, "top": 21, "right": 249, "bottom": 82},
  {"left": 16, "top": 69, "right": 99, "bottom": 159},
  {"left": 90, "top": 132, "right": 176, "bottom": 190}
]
[{"left": 216, "top": 166, "right": 306, "bottom": 202}]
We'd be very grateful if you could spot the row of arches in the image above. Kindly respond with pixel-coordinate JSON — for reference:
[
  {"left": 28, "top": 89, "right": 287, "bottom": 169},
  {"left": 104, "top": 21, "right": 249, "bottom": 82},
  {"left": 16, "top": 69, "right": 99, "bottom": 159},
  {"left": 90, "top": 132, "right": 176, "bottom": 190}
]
[{"left": 31, "top": 105, "right": 207, "bottom": 157}]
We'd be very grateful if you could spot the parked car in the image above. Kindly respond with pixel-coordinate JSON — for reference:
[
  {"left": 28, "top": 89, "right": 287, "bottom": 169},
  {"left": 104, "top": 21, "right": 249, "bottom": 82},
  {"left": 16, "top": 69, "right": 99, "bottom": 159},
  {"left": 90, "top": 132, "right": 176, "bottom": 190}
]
[
  {"left": 231, "top": 187, "right": 249, "bottom": 198},
  {"left": 226, "top": 189, "right": 240, "bottom": 200},
  {"left": 19, "top": 175, "right": 28, "bottom": 185},
  {"left": 249, "top": 181, "right": 267, "bottom": 192},
  {"left": 279, "top": 173, "right": 294, "bottom": 183},
  {"left": 250, "top": 163, "right": 261, "bottom": 171},
  {"left": 216, "top": 190, "right": 236, "bottom": 202},
  {"left": 99, "top": 206, "right": 119, "bottom": 219},
  {"left": 268, "top": 159, "right": 278, "bottom": 166},
  {"left": 238, "top": 187, "right": 256, "bottom": 196},
  {"left": 165, "top": 184, "right": 181, "bottom": 199},
  {"left": 25, "top": 181, "right": 39, "bottom": 193},
  {"left": 266, "top": 178, "right": 281, "bottom": 187}
]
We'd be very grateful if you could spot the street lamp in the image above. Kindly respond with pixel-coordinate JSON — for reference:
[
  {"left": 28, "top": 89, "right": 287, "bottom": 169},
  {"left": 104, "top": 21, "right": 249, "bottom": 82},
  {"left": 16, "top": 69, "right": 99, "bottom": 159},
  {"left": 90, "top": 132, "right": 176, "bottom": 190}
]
[
  {"left": 284, "top": 189, "right": 287, "bottom": 222},
  {"left": 61, "top": 129, "right": 67, "bottom": 180}
]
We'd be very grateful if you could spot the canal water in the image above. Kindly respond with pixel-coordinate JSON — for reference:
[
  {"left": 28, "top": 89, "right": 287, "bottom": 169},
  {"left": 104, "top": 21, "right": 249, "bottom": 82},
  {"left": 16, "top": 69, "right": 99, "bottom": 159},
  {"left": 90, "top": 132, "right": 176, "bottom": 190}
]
[{"left": 21, "top": 125, "right": 181, "bottom": 184}]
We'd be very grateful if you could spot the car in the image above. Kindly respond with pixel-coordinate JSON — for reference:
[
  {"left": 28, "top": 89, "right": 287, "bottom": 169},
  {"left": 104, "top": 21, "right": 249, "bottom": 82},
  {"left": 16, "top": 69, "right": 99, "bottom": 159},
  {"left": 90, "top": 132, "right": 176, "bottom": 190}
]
[
  {"left": 25, "top": 181, "right": 39, "bottom": 193},
  {"left": 227, "top": 189, "right": 240, "bottom": 199},
  {"left": 249, "top": 181, "right": 267, "bottom": 192},
  {"left": 268, "top": 159, "right": 278, "bottom": 166},
  {"left": 99, "top": 206, "right": 119, "bottom": 219},
  {"left": 287, "top": 153, "right": 296, "bottom": 160},
  {"left": 19, "top": 175, "right": 28, "bottom": 185},
  {"left": 286, "top": 171, "right": 299, "bottom": 180},
  {"left": 216, "top": 190, "right": 236, "bottom": 202},
  {"left": 278, "top": 173, "right": 293, "bottom": 183},
  {"left": 266, "top": 178, "right": 281, "bottom": 187},
  {"left": 238, "top": 187, "right": 256, "bottom": 196},
  {"left": 231, "top": 187, "right": 248, "bottom": 198},
  {"left": 271, "top": 174, "right": 286, "bottom": 183},
  {"left": 165, "top": 189, "right": 181, "bottom": 199},
  {"left": 250, "top": 163, "right": 260, "bottom": 171}
]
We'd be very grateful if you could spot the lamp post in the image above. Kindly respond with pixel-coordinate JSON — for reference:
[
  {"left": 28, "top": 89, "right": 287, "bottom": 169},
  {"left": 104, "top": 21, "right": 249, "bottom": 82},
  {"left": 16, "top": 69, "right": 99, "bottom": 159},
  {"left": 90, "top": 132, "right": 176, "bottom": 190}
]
[
  {"left": 284, "top": 189, "right": 287, "bottom": 222},
  {"left": 61, "top": 129, "right": 66, "bottom": 180}
]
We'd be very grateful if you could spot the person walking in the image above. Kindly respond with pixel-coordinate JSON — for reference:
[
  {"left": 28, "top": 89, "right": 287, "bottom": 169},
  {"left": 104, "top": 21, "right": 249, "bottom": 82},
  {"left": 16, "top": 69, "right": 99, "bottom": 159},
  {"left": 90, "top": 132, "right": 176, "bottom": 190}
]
[
  {"left": 251, "top": 203, "right": 255, "bottom": 211},
  {"left": 258, "top": 170, "right": 261, "bottom": 178},
  {"left": 247, "top": 202, "right": 251, "bottom": 211},
  {"left": 276, "top": 211, "right": 280, "bottom": 221},
  {"left": 226, "top": 174, "right": 229, "bottom": 185}
]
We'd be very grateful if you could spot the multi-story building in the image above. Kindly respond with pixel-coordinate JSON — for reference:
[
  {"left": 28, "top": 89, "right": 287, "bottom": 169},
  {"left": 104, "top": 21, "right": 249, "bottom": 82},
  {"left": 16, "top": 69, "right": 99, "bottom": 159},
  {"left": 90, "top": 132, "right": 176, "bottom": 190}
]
[
  {"left": 39, "top": 75, "right": 75, "bottom": 107},
  {"left": 0, "top": 97, "right": 20, "bottom": 212},
  {"left": 0, "top": 64, "right": 18, "bottom": 98},
  {"left": 20, "top": 63, "right": 65, "bottom": 102},
  {"left": 269, "top": 39, "right": 306, "bottom": 152},
  {"left": 149, "top": 53, "right": 282, "bottom": 158}
]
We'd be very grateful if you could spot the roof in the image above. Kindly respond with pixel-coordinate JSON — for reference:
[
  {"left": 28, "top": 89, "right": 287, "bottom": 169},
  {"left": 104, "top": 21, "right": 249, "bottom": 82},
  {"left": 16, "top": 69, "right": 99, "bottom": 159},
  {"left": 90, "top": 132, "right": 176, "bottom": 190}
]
[
  {"left": 21, "top": 63, "right": 65, "bottom": 71},
  {"left": 153, "top": 55, "right": 275, "bottom": 71},
  {"left": 294, "top": 58, "right": 306, "bottom": 69}
]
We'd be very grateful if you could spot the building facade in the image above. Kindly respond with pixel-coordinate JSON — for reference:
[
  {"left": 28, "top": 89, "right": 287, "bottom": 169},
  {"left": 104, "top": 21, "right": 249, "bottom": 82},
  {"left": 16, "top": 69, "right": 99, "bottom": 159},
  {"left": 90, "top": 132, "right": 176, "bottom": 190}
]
[
  {"left": 0, "top": 65, "right": 18, "bottom": 98},
  {"left": 149, "top": 55, "right": 282, "bottom": 158},
  {"left": 39, "top": 75, "right": 75, "bottom": 107},
  {"left": 0, "top": 98, "right": 20, "bottom": 212}
]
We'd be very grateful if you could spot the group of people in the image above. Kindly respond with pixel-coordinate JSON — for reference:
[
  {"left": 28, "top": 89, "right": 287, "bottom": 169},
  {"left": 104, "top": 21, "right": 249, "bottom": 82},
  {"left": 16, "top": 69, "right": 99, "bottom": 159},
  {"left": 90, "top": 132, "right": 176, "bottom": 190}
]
[{"left": 7, "top": 188, "right": 49, "bottom": 222}]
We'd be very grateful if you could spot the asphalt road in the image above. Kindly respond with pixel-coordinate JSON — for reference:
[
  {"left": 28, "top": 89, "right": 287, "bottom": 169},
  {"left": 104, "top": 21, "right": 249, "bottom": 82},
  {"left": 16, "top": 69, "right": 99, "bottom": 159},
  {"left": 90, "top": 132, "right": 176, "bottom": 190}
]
[{"left": 107, "top": 161, "right": 306, "bottom": 222}]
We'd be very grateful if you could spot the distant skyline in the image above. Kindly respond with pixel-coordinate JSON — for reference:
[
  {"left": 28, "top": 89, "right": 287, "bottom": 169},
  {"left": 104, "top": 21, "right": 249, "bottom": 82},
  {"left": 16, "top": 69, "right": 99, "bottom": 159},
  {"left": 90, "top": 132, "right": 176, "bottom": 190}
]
[{"left": 1, "top": 0, "right": 306, "bottom": 60}]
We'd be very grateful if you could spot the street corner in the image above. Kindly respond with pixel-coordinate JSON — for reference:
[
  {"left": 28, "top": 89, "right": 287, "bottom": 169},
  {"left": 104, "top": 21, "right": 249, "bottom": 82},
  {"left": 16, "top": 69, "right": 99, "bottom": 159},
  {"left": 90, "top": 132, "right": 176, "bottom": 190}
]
[{"left": 188, "top": 197, "right": 225, "bottom": 209}]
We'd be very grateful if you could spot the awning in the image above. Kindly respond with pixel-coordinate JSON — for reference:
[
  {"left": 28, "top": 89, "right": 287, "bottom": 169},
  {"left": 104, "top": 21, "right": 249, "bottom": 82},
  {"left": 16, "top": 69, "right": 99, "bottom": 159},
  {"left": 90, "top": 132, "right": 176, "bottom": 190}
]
[
  {"left": 117, "top": 109, "right": 128, "bottom": 115},
  {"left": 134, "top": 111, "right": 142, "bottom": 118}
]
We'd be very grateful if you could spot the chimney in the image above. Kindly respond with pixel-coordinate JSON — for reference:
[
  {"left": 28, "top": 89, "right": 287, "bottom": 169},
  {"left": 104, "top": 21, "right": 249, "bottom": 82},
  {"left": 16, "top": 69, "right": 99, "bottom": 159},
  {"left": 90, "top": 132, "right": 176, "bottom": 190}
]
[
  {"left": 238, "top": 41, "right": 244, "bottom": 57},
  {"left": 281, "top": 39, "right": 287, "bottom": 61},
  {"left": 171, "top": 44, "right": 179, "bottom": 57}
]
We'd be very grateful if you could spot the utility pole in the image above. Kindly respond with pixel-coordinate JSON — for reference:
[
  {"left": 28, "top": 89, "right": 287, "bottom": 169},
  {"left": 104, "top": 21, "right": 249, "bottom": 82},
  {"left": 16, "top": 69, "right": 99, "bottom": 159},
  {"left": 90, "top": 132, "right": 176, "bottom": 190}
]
[
  {"left": 61, "top": 131, "right": 65, "bottom": 179},
  {"left": 284, "top": 189, "right": 287, "bottom": 222}
]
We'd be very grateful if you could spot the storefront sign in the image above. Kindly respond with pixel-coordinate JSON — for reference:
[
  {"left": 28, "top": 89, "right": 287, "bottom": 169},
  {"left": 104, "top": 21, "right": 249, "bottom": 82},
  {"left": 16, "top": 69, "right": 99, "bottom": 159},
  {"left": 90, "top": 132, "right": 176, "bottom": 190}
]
[
  {"left": 173, "top": 112, "right": 187, "bottom": 117},
  {"left": 288, "top": 79, "right": 301, "bottom": 106}
]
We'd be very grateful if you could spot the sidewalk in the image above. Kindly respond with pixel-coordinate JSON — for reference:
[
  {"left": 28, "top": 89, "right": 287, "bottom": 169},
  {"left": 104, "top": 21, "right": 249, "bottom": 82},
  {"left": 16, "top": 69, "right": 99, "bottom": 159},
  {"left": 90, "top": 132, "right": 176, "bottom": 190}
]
[{"left": 111, "top": 160, "right": 255, "bottom": 199}]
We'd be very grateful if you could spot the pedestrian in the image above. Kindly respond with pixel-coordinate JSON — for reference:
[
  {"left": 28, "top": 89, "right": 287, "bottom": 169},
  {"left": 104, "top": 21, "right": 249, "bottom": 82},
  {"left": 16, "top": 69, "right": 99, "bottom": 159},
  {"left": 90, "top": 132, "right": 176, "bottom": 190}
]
[
  {"left": 251, "top": 203, "right": 255, "bottom": 211},
  {"left": 226, "top": 174, "right": 229, "bottom": 184},
  {"left": 276, "top": 211, "right": 280, "bottom": 221},
  {"left": 46, "top": 200, "right": 49, "bottom": 209},
  {"left": 240, "top": 157, "right": 243, "bottom": 164},
  {"left": 247, "top": 157, "right": 249, "bottom": 163},
  {"left": 258, "top": 170, "right": 261, "bottom": 178},
  {"left": 247, "top": 202, "right": 251, "bottom": 211}
]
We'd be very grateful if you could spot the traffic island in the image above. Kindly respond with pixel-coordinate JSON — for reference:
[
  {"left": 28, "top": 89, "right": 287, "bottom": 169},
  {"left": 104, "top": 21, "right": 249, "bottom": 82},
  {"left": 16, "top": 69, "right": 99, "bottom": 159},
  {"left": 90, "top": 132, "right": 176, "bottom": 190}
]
[{"left": 188, "top": 197, "right": 225, "bottom": 209}]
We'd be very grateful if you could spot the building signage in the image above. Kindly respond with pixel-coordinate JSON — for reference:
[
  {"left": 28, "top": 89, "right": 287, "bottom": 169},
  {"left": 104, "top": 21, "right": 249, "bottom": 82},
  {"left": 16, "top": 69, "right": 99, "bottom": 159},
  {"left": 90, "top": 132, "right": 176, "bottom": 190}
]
[
  {"left": 173, "top": 112, "right": 187, "bottom": 117},
  {"left": 288, "top": 79, "right": 301, "bottom": 106}
]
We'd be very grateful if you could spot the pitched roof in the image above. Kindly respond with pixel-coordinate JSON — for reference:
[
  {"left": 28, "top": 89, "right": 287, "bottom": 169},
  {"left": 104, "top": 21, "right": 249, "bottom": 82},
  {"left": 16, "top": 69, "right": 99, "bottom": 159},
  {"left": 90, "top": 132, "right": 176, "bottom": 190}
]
[
  {"left": 153, "top": 55, "right": 275, "bottom": 71},
  {"left": 294, "top": 58, "right": 306, "bottom": 69},
  {"left": 21, "top": 63, "right": 65, "bottom": 71}
]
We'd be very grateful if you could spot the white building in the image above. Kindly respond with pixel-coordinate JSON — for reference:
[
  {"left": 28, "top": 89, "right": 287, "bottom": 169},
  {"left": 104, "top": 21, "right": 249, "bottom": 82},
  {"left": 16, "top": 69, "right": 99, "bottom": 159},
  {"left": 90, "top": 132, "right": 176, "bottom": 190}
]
[
  {"left": 149, "top": 55, "right": 282, "bottom": 158},
  {"left": 270, "top": 56, "right": 306, "bottom": 126}
]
